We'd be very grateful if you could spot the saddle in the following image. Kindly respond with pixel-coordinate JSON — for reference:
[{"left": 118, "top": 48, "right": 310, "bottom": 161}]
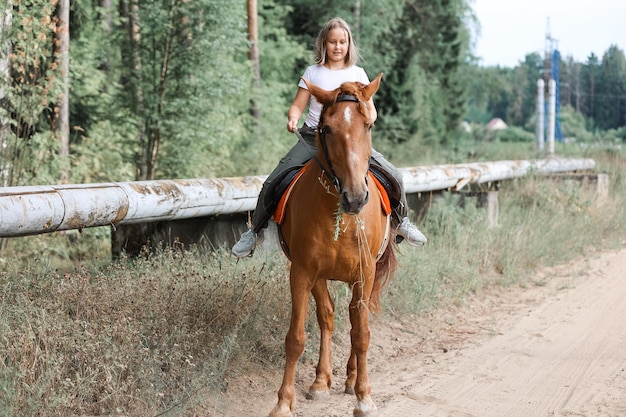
[{"left": 272, "top": 162, "right": 393, "bottom": 225}]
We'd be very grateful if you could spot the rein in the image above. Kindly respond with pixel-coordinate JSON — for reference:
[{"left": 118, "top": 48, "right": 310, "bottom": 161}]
[{"left": 293, "top": 128, "right": 331, "bottom": 186}]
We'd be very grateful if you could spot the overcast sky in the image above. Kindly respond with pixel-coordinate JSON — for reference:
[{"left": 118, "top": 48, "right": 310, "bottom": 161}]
[{"left": 472, "top": 0, "right": 626, "bottom": 67}]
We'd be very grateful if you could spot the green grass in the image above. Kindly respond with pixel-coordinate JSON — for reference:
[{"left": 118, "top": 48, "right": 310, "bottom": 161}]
[{"left": 1, "top": 143, "right": 626, "bottom": 416}]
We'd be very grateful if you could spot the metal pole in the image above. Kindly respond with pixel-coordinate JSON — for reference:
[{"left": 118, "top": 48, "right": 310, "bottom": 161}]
[
  {"left": 536, "top": 79, "right": 545, "bottom": 152},
  {"left": 0, "top": 158, "right": 597, "bottom": 237},
  {"left": 547, "top": 79, "right": 556, "bottom": 155}
]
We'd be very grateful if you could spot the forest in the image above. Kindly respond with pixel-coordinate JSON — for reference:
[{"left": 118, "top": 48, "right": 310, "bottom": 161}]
[{"left": 1, "top": 0, "right": 625, "bottom": 188}]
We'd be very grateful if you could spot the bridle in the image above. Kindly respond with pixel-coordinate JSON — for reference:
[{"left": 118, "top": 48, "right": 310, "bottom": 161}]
[{"left": 294, "top": 93, "right": 365, "bottom": 193}]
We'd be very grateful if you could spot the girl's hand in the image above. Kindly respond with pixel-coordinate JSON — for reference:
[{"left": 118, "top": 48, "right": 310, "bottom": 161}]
[{"left": 287, "top": 118, "right": 298, "bottom": 133}]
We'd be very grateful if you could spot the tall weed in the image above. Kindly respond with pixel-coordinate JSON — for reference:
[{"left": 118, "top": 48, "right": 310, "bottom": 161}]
[
  {"left": 0, "top": 248, "right": 291, "bottom": 416},
  {"left": 385, "top": 147, "right": 626, "bottom": 316}
]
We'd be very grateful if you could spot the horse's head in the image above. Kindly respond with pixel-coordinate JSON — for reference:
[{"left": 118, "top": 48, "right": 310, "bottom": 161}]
[{"left": 302, "top": 73, "right": 383, "bottom": 215}]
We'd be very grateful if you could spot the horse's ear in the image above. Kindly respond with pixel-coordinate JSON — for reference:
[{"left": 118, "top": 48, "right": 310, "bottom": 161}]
[
  {"left": 362, "top": 73, "right": 383, "bottom": 101},
  {"left": 301, "top": 77, "right": 336, "bottom": 105}
]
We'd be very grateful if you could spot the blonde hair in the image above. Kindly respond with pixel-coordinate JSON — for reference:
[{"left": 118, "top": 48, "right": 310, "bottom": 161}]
[{"left": 314, "top": 17, "right": 361, "bottom": 67}]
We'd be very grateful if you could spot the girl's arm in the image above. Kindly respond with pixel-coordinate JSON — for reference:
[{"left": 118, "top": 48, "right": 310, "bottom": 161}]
[{"left": 287, "top": 87, "right": 310, "bottom": 132}]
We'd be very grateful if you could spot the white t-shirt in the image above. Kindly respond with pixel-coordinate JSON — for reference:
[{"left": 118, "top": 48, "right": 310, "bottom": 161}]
[{"left": 298, "top": 65, "right": 370, "bottom": 128}]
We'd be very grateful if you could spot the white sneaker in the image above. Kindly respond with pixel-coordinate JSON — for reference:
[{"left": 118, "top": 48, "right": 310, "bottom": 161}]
[
  {"left": 232, "top": 229, "right": 257, "bottom": 257},
  {"left": 396, "top": 217, "right": 426, "bottom": 247}
]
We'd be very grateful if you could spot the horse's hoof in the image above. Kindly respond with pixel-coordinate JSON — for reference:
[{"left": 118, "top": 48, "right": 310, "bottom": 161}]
[
  {"left": 353, "top": 397, "right": 378, "bottom": 417},
  {"left": 306, "top": 389, "right": 330, "bottom": 401},
  {"left": 345, "top": 384, "right": 355, "bottom": 395},
  {"left": 268, "top": 402, "right": 293, "bottom": 417}
]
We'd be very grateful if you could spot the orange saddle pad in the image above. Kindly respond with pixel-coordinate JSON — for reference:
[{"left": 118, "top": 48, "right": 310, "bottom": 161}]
[{"left": 273, "top": 165, "right": 392, "bottom": 225}]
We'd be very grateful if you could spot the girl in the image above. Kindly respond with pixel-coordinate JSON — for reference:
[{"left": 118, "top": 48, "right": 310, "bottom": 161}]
[{"left": 232, "top": 17, "right": 425, "bottom": 257}]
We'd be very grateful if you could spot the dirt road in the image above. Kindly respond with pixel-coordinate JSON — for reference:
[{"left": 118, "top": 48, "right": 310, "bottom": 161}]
[{"left": 224, "top": 248, "right": 626, "bottom": 417}]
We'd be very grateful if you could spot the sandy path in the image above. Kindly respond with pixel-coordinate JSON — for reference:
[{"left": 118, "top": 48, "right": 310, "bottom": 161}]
[
  {"left": 374, "top": 248, "right": 626, "bottom": 417},
  {"left": 223, "top": 248, "right": 626, "bottom": 417}
]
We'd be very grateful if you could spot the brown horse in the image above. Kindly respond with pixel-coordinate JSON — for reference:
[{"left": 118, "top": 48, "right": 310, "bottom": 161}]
[{"left": 269, "top": 73, "right": 398, "bottom": 417}]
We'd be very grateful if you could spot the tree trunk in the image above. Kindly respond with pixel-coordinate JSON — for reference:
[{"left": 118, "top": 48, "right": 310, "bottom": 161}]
[
  {"left": 149, "top": 0, "right": 179, "bottom": 180},
  {"left": 0, "top": 3, "right": 11, "bottom": 187},
  {"left": 124, "top": 0, "right": 148, "bottom": 180},
  {"left": 55, "top": 0, "right": 70, "bottom": 183},
  {"left": 575, "top": 63, "right": 580, "bottom": 112},
  {"left": 100, "top": 0, "right": 113, "bottom": 34},
  {"left": 589, "top": 69, "right": 595, "bottom": 121},
  {"left": 353, "top": 0, "right": 361, "bottom": 44},
  {"left": 247, "top": 0, "right": 261, "bottom": 120},
  {"left": 98, "top": 0, "right": 113, "bottom": 72}
]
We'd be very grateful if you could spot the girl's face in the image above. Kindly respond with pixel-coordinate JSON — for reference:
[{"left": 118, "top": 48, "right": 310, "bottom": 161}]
[{"left": 325, "top": 27, "right": 349, "bottom": 65}]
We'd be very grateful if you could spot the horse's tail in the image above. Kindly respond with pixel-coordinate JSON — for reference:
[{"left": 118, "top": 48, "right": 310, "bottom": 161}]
[{"left": 370, "top": 242, "right": 398, "bottom": 314}]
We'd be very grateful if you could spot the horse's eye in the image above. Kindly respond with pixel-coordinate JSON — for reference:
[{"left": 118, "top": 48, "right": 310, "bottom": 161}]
[{"left": 322, "top": 126, "right": 331, "bottom": 134}]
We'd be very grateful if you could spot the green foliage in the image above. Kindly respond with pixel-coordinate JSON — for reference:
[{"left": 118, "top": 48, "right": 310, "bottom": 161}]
[
  {"left": 506, "top": 53, "right": 544, "bottom": 126},
  {"left": 558, "top": 105, "right": 594, "bottom": 142},
  {"left": 0, "top": 0, "right": 64, "bottom": 186},
  {"left": 231, "top": 1, "right": 310, "bottom": 176},
  {"left": 3, "top": 0, "right": 626, "bottom": 186},
  {"left": 497, "top": 126, "right": 535, "bottom": 143},
  {"left": 2, "top": 0, "right": 477, "bottom": 183},
  {"left": 593, "top": 46, "right": 626, "bottom": 130},
  {"left": 373, "top": 0, "right": 472, "bottom": 148},
  {"left": 465, "top": 65, "right": 512, "bottom": 123},
  {"left": 112, "top": 0, "right": 251, "bottom": 179},
  {"left": 67, "top": 21, "right": 137, "bottom": 183}
]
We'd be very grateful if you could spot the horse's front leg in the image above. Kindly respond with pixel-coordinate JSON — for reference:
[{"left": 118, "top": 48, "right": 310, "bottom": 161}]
[
  {"left": 269, "top": 268, "right": 311, "bottom": 417},
  {"left": 347, "top": 278, "right": 378, "bottom": 417},
  {"left": 306, "top": 279, "right": 334, "bottom": 401}
]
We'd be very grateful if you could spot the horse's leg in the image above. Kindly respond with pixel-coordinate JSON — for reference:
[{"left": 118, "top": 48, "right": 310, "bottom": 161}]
[
  {"left": 348, "top": 280, "right": 378, "bottom": 417},
  {"left": 306, "top": 279, "right": 334, "bottom": 400},
  {"left": 345, "top": 348, "right": 357, "bottom": 395},
  {"left": 269, "top": 267, "right": 311, "bottom": 417}
]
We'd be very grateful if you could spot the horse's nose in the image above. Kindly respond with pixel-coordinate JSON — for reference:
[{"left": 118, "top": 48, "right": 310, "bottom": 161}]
[{"left": 341, "top": 189, "right": 369, "bottom": 214}]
